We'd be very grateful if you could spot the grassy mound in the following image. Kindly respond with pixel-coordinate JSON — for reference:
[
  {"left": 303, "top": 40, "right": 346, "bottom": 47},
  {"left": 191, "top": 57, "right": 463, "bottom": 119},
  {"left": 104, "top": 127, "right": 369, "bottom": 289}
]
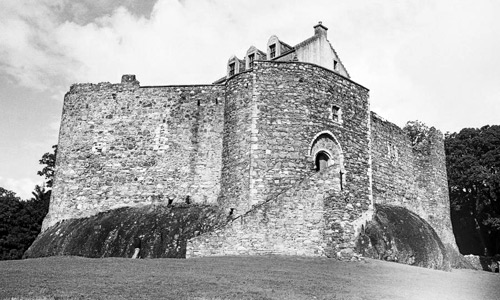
[
  {"left": 2, "top": 256, "right": 499, "bottom": 299},
  {"left": 356, "top": 204, "right": 451, "bottom": 270},
  {"left": 24, "top": 204, "right": 226, "bottom": 259}
]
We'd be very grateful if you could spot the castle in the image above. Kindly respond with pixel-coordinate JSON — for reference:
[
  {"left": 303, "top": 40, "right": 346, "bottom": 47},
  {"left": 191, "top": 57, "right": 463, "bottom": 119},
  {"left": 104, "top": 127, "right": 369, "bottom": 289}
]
[{"left": 41, "top": 23, "right": 457, "bottom": 258}]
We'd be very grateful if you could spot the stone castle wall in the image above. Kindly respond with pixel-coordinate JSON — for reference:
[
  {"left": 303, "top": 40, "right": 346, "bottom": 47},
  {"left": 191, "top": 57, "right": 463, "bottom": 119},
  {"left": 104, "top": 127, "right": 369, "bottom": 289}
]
[
  {"left": 188, "top": 61, "right": 373, "bottom": 257},
  {"left": 187, "top": 167, "right": 336, "bottom": 257},
  {"left": 218, "top": 71, "right": 254, "bottom": 214},
  {"left": 246, "top": 61, "right": 372, "bottom": 210},
  {"left": 43, "top": 79, "right": 225, "bottom": 230},
  {"left": 370, "top": 113, "right": 456, "bottom": 249},
  {"left": 41, "top": 58, "right": 456, "bottom": 259}
]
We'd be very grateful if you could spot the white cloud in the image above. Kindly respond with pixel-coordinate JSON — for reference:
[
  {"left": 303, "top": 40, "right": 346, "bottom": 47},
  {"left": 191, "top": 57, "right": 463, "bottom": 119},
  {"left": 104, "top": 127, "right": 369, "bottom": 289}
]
[
  {"left": 0, "top": 176, "right": 42, "bottom": 200},
  {"left": 1, "top": 0, "right": 499, "bottom": 204},
  {"left": 0, "top": 0, "right": 499, "bottom": 133}
]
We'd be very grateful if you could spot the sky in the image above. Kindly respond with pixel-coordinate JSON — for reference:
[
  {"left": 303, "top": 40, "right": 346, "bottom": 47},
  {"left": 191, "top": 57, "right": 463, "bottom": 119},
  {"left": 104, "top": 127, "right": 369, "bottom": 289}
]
[{"left": 1, "top": 0, "right": 499, "bottom": 199}]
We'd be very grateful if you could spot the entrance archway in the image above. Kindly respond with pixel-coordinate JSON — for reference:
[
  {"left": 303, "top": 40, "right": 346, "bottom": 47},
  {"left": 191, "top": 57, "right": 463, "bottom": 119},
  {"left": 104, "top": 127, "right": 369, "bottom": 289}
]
[
  {"left": 309, "top": 131, "right": 345, "bottom": 190},
  {"left": 315, "top": 151, "right": 330, "bottom": 172}
]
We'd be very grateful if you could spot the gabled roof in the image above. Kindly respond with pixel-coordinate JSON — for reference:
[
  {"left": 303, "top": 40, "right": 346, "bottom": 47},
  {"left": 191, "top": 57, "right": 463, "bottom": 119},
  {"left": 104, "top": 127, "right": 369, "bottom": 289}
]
[
  {"left": 246, "top": 46, "right": 266, "bottom": 57},
  {"left": 280, "top": 40, "right": 293, "bottom": 50},
  {"left": 329, "top": 43, "right": 349, "bottom": 78}
]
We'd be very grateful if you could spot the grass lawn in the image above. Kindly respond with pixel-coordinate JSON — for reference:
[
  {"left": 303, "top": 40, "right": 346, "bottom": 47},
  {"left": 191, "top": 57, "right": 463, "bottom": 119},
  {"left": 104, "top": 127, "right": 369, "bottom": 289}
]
[{"left": 0, "top": 256, "right": 498, "bottom": 299}]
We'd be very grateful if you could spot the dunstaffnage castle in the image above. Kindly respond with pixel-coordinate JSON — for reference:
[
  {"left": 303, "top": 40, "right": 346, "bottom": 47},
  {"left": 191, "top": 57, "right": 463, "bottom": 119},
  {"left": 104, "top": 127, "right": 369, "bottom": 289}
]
[{"left": 29, "top": 23, "right": 459, "bottom": 265}]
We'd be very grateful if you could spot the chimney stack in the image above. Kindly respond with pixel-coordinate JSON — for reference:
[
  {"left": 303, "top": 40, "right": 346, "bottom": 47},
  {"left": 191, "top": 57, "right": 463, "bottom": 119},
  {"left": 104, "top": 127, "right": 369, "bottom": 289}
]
[{"left": 314, "top": 21, "right": 328, "bottom": 37}]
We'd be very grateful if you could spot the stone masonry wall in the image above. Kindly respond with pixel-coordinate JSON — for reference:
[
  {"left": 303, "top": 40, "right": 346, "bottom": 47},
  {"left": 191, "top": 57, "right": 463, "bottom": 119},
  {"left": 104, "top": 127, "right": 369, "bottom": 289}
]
[
  {"left": 218, "top": 71, "right": 254, "bottom": 215},
  {"left": 248, "top": 61, "right": 372, "bottom": 213},
  {"left": 187, "top": 167, "right": 335, "bottom": 257},
  {"left": 370, "top": 113, "right": 456, "bottom": 249},
  {"left": 187, "top": 61, "right": 373, "bottom": 258},
  {"left": 43, "top": 79, "right": 224, "bottom": 230}
]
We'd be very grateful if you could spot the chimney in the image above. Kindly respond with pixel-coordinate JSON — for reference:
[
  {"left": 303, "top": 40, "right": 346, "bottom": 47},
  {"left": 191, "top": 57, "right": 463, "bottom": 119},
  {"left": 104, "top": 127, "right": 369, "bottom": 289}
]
[
  {"left": 314, "top": 21, "right": 328, "bottom": 37},
  {"left": 121, "top": 74, "right": 139, "bottom": 85}
]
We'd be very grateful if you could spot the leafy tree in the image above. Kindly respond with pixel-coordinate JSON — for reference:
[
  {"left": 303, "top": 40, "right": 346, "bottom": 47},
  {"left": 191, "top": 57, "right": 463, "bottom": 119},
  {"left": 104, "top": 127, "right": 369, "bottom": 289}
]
[
  {"left": 0, "top": 145, "right": 55, "bottom": 260},
  {"left": 0, "top": 187, "right": 24, "bottom": 259},
  {"left": 404, "top": 120, "right": 431, "bottom": 147},
  {"left": 0, "top": 186, "right": 50, "bottom": 260},
  {"left": 445, "top": 125, "right": 500, "bottom": 256},
  {"left": 37, "top": 145, "right": 57, "bottom": 188}
]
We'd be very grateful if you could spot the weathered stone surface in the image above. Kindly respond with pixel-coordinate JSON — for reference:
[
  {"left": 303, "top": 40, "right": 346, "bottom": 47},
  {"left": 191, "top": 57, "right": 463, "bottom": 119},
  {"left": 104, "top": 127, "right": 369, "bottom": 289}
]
[
  {"left": 43, "top": 84, "right": 224, "bottom": 230},
  {"left": 463, "top": 255, "right": 500, "bottom": 272},
  {"left": 370, "top": 113, "right": 457, "bottom": 256},
  {"left": 188, "top": 167, "right": 334, "bottom": 257},
  {"left": 36, "top": 24, "right": 459, "bottom": 266},
  {"left": 26, "top": 204, "right": 225, "bottom": 258},
  {"left": 356, "top": 204, "right": 450, "bottom": 270}
]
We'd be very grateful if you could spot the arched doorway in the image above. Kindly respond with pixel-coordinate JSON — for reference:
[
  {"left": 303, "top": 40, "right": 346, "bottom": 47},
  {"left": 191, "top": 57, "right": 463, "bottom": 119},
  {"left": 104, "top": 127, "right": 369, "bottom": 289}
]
[
  {"left": 315, "top": 151, "right": 330, "bottom": 172},
  {"left": 309, "top": 131, "right": 345, "bottom": 190}
]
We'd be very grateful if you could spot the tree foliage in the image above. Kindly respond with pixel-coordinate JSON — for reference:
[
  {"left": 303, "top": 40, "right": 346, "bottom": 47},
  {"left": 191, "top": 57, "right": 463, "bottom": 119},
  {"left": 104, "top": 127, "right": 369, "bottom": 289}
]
[
  {"left": 0, "top": 145, "right": 56, "bottom": 260},
  {"left": 404, "top": 120, "right": 431, "bottom": 147},
  {"left": 445, "top": 125, "right": 500, "bottom": 255},
  {"left": 0, "top": 187, "right": 50, "bottom": 260},
  {"left": 37, "top": 145, "right": 57, "bottom": 188}
]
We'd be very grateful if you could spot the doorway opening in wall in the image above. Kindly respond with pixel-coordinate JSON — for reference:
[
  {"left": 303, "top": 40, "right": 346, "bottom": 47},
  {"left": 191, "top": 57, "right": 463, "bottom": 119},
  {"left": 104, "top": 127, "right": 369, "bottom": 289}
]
[{"left": 315, "top": 151, "right": 330, "bottom": 172}]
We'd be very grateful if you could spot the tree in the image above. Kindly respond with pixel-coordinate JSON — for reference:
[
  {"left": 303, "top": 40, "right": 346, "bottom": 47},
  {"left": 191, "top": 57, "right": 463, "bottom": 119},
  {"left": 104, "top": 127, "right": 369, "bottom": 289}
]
[
  {"left": 0, "top": 145, "right": 56, "bottom": 260},
  {"left": 404, "top": 120, "right": 431, "bottom": 147},
  {"left": 0, "top": 187, "right": 25, "bottom": 259},
  {"left": 445, "top": 125, "right": 500, "bottom": 256},
  {"left": 0, "top": 187, "right": 49, "bottom": 260},
  {"left": 37, "top": 145, "right": 57, "bottom": 188}
]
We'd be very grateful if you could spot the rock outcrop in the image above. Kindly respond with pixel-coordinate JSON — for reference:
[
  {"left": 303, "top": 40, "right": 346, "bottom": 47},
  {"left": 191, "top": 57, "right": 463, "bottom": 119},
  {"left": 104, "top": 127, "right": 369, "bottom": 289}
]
[
  {"left": 356, "top": 204, "right": 451, "bottom": 270},
  {"left": 25, "top": 204, "right": 225, "bottom": 259}
]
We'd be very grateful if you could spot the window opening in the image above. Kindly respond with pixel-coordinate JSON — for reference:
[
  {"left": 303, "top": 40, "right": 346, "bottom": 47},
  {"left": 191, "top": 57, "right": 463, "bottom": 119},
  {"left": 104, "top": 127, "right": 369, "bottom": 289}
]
[
  {"left": 269, "top": 44, "right": 276, "bottom": 59},
  {"left": 315, "top": 152, "right": 330, "bottom": 172},
  {"left": 339, "top": 170, "right": 344, "bottom": 190},
  {"left": 333, "top": 60, "right": 338, "bottom": 70},
  {"left": 229, "top": 63, "right": 235, "bottom": 76},
  {"left": 249, "top": 53, "right": 255, "bottom": 69},
  {"left": 332, "top": 105, "right": 340, "bottom": 122}
]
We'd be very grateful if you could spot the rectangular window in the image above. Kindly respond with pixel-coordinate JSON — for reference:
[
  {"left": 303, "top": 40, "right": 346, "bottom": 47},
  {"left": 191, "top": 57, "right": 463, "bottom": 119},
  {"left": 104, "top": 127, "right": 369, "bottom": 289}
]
[
  {"left": 332, "top": 105, "right": 340, "bottom": 122},
  {"left": 269, "top": 44, "right": 276, "bottom": 59},
  {"left": 229, "top": 63, "right": 235, "bottom": 76},
  {"left": 249, "top": 54, "right": 255, "bottom": 69}
]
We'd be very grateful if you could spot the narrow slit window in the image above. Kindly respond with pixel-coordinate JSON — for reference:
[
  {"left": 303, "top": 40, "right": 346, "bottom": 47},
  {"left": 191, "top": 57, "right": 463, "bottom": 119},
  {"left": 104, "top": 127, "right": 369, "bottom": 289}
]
[
  {"left": 333, "top": 60, "right": 338, "bottom": 70},
  {"left": 332, "top": 105, "right": 341, "bottom": 122},
  {"left": 340, "top": 170, "right": 344, "bottom": 190}
]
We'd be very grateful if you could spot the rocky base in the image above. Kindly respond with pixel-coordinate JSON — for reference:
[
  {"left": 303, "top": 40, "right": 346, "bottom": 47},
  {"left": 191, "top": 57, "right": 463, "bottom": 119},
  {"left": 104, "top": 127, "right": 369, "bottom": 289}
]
[
  {"left": 24, "top": 204, "right": 226, "bottom": 259},
  {"left": 463, "top": 254, "right": 500, "bottom": 273},
  {"left": 356, "top": 204, "right": 451, "bottom": 270}
]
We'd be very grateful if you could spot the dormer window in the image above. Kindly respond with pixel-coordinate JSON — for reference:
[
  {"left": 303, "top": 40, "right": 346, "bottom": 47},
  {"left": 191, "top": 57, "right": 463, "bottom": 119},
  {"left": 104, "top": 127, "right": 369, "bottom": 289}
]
[
  {"left": 229, "top": 63, "right": 235, "bottom": 76},
  {"left": 248, "top": 53, "right": 255, "bottom": 69},
  {"left": 269, "top": 44, "right": 276, "bottom": 59},
  {"left": 332, "top": 105, "right": 341, "bottom": 123}
]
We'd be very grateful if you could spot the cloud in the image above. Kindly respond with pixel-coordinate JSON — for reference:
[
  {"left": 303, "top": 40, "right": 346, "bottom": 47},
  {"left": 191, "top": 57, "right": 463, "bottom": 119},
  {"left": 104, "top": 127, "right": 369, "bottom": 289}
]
[
  {"left": 3, "top": 0, "right": 429, "bottom": 89},
  {"left": 0, "top": 176, "right": 42, "bottom": 200},
  {"left": 0, "top": 0, "right": 499, "bottom": 132}
]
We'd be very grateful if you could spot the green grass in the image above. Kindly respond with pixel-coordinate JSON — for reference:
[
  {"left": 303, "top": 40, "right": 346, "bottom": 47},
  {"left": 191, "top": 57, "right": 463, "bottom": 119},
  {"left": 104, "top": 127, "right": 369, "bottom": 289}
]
[{"left": 1, "top": 256, "right": 499, "bottom": 300}]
